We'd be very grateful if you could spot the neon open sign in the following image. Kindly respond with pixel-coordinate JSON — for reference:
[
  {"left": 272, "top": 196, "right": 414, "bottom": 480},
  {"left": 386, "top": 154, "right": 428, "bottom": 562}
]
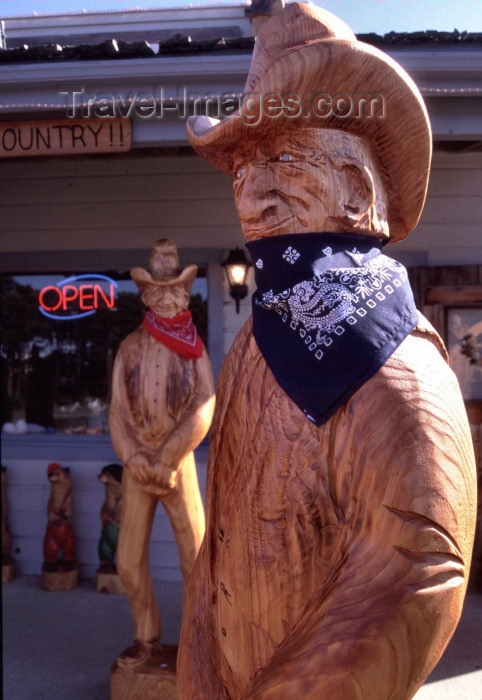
[{"left": 38, "top": 274, "right": 118, "bottom": 321}]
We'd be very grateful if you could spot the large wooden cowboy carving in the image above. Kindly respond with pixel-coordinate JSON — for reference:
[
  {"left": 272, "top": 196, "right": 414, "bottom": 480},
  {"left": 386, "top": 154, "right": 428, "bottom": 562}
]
[
  {"left": 109, "top": 239, "right": 215, "bottom": 669},
  {"left": 177, "top": 4, "right": 477, "bottom": 699}
]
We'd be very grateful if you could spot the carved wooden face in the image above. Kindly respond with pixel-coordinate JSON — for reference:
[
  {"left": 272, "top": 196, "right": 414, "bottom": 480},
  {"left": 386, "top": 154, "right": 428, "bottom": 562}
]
[
  {"left": 48, "top": 467, "right": 69, "bottom": 482},
  {"left": 47, "top": 467, "right": 63, "bottom": 482},
  {"left": 232, "top": 128, "right": 381, "bottom": 242},
  {"left": 142, "top": 283, "right": 189, "bottom": 318}
]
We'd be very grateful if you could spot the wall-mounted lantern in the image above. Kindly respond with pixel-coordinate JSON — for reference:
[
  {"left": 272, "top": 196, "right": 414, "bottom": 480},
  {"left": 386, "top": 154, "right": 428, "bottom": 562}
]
[{"left": 222, "top": 247, "right": 252, "bottom": 313}]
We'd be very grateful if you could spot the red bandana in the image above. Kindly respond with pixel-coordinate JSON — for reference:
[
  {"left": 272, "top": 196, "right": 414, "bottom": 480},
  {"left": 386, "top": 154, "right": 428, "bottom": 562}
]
[{"left": 143, "top": 310, "right": 203, "bottom": 360}]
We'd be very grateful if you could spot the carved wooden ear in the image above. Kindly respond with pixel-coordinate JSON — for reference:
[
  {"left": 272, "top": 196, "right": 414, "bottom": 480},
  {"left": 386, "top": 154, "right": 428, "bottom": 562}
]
[
  {"left": 339, "top": 161, "right": 375, "bottom": 221},
  {"left": 141, "top": 288, "right": 152, "bottom": 307}
]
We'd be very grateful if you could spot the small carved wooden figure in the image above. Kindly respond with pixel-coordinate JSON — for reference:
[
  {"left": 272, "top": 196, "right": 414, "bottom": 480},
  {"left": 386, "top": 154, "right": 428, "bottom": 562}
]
[
  {"left": 41, "top": 462, "right": 78, "bottom": 591},
  {"left": 97, "top": 463, "right": 123, "bottom": 574},
  {"left": 96, "top": 463, "right": 125, "bottom": 595},
  {"left": 177, "top": 4, "right": 477, "bottom": 699},
  {"left": 109, "top": 239, "right": 215, "bottom": 669},
  {"left": 2, "top": 465, "right": 14, "bottom": 584}
]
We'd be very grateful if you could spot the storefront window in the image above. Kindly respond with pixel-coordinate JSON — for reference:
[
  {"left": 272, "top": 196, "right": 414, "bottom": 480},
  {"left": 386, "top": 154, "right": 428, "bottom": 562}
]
[{"left": 0, "top": 272, "right": 207, "bottom": 435}]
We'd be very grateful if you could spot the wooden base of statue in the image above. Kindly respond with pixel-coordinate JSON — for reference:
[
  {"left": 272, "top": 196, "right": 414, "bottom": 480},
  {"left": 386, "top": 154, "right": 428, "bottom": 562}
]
[
  {"left": 40, "top": 565, "right": 78, "bottom": 591},
  {"left": 96, "top": 570, "right": 125, "bottom": 595},
  {"left": 110, "top": 644, "right": 178, "bottom": 700},
  {"left": 2, "top": 561, "right": 14, "bottom": 584}
]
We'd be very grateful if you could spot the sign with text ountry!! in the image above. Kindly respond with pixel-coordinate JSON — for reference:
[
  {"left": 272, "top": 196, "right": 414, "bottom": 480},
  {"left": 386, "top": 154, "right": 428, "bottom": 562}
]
[{"left": 0, "top": 118, "right": 131, "bottom": 158}]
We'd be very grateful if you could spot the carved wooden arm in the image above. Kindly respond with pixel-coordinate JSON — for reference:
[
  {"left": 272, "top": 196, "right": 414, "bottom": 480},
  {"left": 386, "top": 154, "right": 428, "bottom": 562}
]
[
  {"left": 178, "top": 539, "right": 230, "bottom": 699},
  {"left": 153, "top": 349, "right": 215, "bottom": 473},
  {"left": 248, "top": 341, "right": 476, "bottom": 699},
  {"left": 109, "top": 344, "right": 215, "bottom": 488},
  {"left": 247, "top": 507, "right": 469, "bottom": 699},
  {"left": 109, "top": 343, "right": 147, "bottom": 465}
]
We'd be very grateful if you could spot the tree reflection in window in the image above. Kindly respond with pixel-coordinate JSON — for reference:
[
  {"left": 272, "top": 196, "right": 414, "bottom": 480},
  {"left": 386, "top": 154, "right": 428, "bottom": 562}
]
[{"left": 0, "top": 274, "right": 207, "bottom": 434}]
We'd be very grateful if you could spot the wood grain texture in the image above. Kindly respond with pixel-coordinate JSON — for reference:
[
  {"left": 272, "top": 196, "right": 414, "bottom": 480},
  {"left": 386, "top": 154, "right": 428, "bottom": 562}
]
[
  {"left": 178, "top": 312, "right": 477, "bottom": 699},
  {"left": 96, "top": 571, "right": 125, "bottom": 595},
  {"left": 232, "top": 128, "right": 389, "bottom": 243},
  {"left": 110, "top": 327, "right": 215, "bottom": 646},
  {"left": 2, "top": 563, "right": 14, "bottom": 584},
  {"left": 40, "top": 567, "right": 78, "bottom": 592},
  {"left": 426, "top": 285, "right": 482, "bottom": 304},
  {"left": 42, "top": 466, "right": 77, "bottom": 571},
  {"left": 178, "top": 4, "right": 476, "bottom": 696},
  {"left": 187, "top": 1, "right": 432, "bottom": 242},
  {"left": 111, "top": 644, "right": 178, "bottom": 700},
  {"left": 0, "top": 118, "right": 130, "bottom": 159},
  {"left": 1, "top": 151, "right": 480, "bottom": 265}
]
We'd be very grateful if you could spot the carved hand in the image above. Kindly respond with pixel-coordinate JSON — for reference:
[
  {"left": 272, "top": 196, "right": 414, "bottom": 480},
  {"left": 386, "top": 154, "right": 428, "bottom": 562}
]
[
  {"left": 127, "top": 451, "right": 179, "bottom": 492},
  {"left": 126, "top": 451, "right": 155, "bottom": 485}
]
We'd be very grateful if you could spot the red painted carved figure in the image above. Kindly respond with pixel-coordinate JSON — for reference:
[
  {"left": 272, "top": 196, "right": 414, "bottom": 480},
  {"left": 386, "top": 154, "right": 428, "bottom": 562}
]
[{"left": 43, "top": 463, "right": 76, "bottom": 571}]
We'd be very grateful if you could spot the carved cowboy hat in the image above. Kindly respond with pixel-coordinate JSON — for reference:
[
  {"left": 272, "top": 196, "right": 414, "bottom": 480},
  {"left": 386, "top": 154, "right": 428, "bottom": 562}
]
[
  {"left": 130, "top": 239, "right": 197, "bottom": 293},
  {"left": 187, "top": 1, "right": 432, "bottom": 242}
]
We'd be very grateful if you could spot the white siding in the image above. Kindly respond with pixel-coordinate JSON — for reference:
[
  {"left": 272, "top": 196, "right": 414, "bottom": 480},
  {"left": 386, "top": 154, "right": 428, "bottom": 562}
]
[
  {"left": 1, "top": 152, "right": 242, "bottom": 254},
  {"left": 1, "top": 434, "right": 208, "bottom": 582},
  {"left": 395, "top": 151, "right": 482, "bottom": 266}
]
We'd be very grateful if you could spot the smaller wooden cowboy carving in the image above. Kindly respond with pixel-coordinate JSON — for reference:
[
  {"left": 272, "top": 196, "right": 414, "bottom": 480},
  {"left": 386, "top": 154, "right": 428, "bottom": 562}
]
[
  {"left": 41, "top": 462, "right": 78, "bottom": 591},
  {"left": 109, "top": 239, "right": 215, "bottom": 668}
]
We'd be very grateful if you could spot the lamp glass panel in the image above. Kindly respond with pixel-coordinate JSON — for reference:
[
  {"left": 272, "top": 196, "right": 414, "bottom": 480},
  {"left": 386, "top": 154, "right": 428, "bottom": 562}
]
[{"left": 228, "top": 264, "right": 247, "bottom": 286}]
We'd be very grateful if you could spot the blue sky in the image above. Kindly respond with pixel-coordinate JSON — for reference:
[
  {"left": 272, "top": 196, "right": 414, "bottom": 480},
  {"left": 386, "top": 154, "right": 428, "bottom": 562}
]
[{"left": 1, "top": 0, "right": 481, "bottom": 33}]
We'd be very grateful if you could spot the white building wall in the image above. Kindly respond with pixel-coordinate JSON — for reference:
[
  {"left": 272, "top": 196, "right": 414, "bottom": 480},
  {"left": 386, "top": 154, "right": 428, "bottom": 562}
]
[
  {"left": 2, "top": 434, "right": 208, "bottom": 582},
  {"left": 1, "top": 153, "right": 241, "bottom": 255},
  {"left": 395, "top": 150, "right": 482, "bottom": 266}
]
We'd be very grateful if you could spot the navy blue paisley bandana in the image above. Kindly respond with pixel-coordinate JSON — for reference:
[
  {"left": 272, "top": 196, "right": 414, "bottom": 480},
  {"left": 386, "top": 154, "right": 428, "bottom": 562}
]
[{"left": 246, "top": 233, "right": 418, "bottom": 426}]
